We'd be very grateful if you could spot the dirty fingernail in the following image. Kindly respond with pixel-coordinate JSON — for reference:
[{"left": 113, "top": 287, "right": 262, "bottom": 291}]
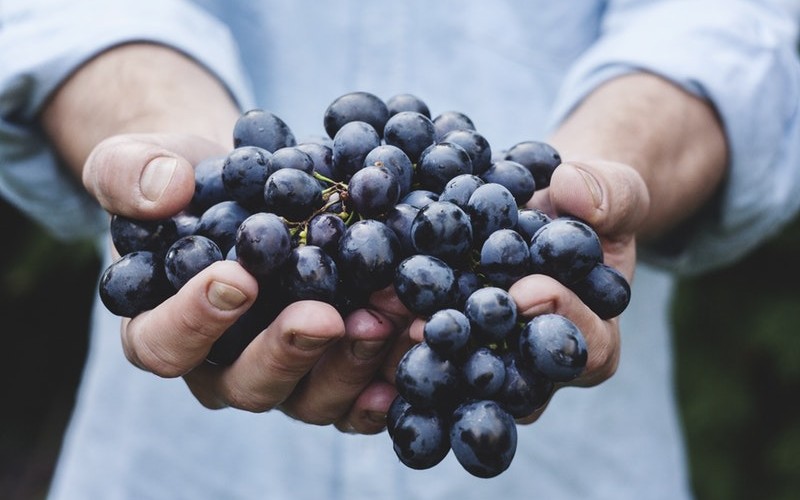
[
  {"left": 293, "top": 335, "right": 334, "bottom": 351},
  {"left": 207, "top": 281, "right": 248, "bottom": 311},
  {"left": 141, "top": 157, "right": 178, "bottom": 202}
]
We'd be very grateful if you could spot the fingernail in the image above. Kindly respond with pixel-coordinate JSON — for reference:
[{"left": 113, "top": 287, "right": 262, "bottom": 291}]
[
  {"left": 352, "top": 340, "right": 386, "bottom": 360},
  {"left": 573, "top": 165, "right": 603, "bottom": 208},
  {"left": 207, "top": 281, "right": 248, "bottom": 311},
  {"left": 293, "top": 335, "right": 334, "bottom": 351},
  {"left": 141, "top": 157, "right": 178, "bottom": 202}
]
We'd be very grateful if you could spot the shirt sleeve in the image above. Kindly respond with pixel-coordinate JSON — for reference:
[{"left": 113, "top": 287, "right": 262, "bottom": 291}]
[
  {"left": 0, "top": 0, "right": 255, "bottom": 241},
  {"left": 546, "top": 0, "right": 800, "bottom": 275}
]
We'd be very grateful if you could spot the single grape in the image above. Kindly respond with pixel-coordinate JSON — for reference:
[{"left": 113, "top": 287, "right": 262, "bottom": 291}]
[
  {"left": 164, "top": 235, "right": 223, "bottom": 290},
  {"left": 383, "top": 111, "right": 436, "bottom": 163},
  {"left": 449, "top": 400, "right": 517, "bottom": 478},
  {"left": 194, "top": 200, "right": 251, "bottom": 255},
  {"left": 383, "top": 203, "right": 420, "bottom": 257},
  {"left": 281, "top": 245, "right": 338, "bottom": 304},
  {"left": 480, "top": 160, "right": 536, "bottom": 206},
  {"left": 386, "top": 394, "right": 412, "bottom": 438},
  {"left": 410, "top": 200, "right": 473, "bottom": 265},
  {"left": 400, "top": 189, "right": 439, "bottom": 209},
  {"left": 306, "top": 213, "right": 346, "bottom": 256},
  {"left": 191, "top": 155, "right": 229, "bottom": 213},
  {"left": 98, "top": 251, "right": 173, "bottom": 318},
  {"left": 423, "top": 308, "right": 471, "bottom": 358},
  {"left": 295, "top": 142, "right": 341, "bottom": 181},
  {"left": 235, "top": 212, "right": 292, "bottom": 278},
  {"left": 263, "top": 168, "right": 324, "bottom": 222},
  {"left": 394, "top": 254, "right": 458, "bottom": 317},
  {"left": 569, "top": 263, "right": 631, "bottom": 319},
  {"left": 466, "top": 183, "right": 519, "bottom": 246},
  {"left": 518, "top": 313, "right": 588, "bottom": 382},
  {"left": 266, "top": 146, "right": 315, "bottom": 174},
  {"left": 462, "top": 347, "right": 506, "bottom": 399},
  {"left": 221, "top": 146, "right": 272, "bottom": 211},
  {"left": 441, "top": 129, "right": 492, "bottom": 176},
  {"left": 479, "top": 228, "right": 531, "bottom": 289},
  {"left": 495, "top": 351, "right": 554, "bottom": 418},
  {"left": 233, "top": 108, "right": 296, "bottom": 152},
  {"left": 172, "top": 211, "right": 199, "bottom": 239},
  {"left": 395, "top": 342, "right": 461, "bottom": 410},
  {"left": 463, "top": 287, "right": 518, "bottom": 344},
  {"left": 392, "top": 406, "right": 451, "bottom": 470},
  {"left": 432, "top": 110, "right": 476, "bottom": 142},
  {"left": 386, "top": 93, "right": 431, "bottom": 118},
  {"left": 416, "top": 142, "right": 473, "bottom": 193},
  {"left": 347, "top": 164, "right": 401, "bottom": 219},
  {"left": 323, "top": 91, "right": 390, "bottom": 139},
  {"left": 503, "top": 140, "right": 561, "bottom": 189},
  {"left": 363, "top": 144, "right": 414, "bottom": 197},
  {"left": 438, "top": 174, "right": 485, "bottom": 209},
  {"left": 110, "top": 214, "right": 179, "bottom": 257},
  {"left": 337, "top": 219, "right": 402, "bottom": 293},
  {"left": 516, "top": 208, "right": 551, "bottom": 243},
  {"left": 529, "top": 217, "right": 603, "bottom": 285},
  {"left": 332, "top": 120, "right": 382, "bottom": 179}
]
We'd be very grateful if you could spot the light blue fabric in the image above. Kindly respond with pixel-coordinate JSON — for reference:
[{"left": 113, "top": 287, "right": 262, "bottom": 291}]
[{"left": 1, "top": 1, "right": 799, "bottom": 499}]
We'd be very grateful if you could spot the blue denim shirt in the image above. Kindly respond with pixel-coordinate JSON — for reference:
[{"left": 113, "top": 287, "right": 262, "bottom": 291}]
[{"left": 1, "top": 1, "right": 799, "bottom": 499}]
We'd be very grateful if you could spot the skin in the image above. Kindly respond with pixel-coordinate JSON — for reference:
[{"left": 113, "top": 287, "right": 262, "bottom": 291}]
[{"left": 40, "top": 43, "right": 727, "bottom": 432}]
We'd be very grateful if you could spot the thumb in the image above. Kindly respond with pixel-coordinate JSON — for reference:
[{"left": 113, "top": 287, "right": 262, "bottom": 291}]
[
  {"left": 548, "top": 160, "right": 650, "bottom": 240},
  {"left": 83, "top": 133, "right": 228, "bottom": 219}
]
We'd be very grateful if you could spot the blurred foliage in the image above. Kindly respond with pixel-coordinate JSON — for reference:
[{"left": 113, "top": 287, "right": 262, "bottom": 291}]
[{"left": 672, "top": 213, "right": 800, "bottom": 500}]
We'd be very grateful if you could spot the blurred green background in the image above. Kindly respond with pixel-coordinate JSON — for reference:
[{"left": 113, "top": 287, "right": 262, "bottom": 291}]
[{"left": 1, "top": 194, "right": 799, "bottom": 499}]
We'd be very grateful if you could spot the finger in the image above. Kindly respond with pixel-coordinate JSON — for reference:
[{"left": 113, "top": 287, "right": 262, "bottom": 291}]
[
  {"left": 195, "top": 300, "right": 346, "bottom": 413},
  {"left": 83, "top": 133, "right": 228, "bottom": 219},
  {"left": 509, "top": 274, "right": 620, "bottom": 388},
  {"left": 278, "top": 307, "right": 397, "bottom": 425},
  {"left": 121, "top": 260, "right": 258, "bottom": 378},
  {"left": 334, "top": 380, "right": 398, "bottom": 434}
]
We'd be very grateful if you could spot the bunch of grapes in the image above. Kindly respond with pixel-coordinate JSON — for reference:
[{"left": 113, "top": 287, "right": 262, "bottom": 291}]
[{"left": 98, "top": 91, "right": 631, "bottom": 478}]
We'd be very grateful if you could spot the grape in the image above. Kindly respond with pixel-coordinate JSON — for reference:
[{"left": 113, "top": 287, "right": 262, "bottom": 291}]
[
  {"left": 423, "top": 308, "right": 471, "bottom": 358},
  {"left": 478, "top": 228, "right": 531, "bottom": 290},
  {"left": 386, "top": 93, "right": 431, "bottom": 118},
  {"left": 386, "top": 394, "right": 412, "bottom": 439},
  {"left": 463, "top": 287, "right": 518, "bottom": 344},
  {"left": 400, "top": 189, "right": 439, "bottom": 209},
  {"left": 518, "top": 313, "right": 588, "bottom": 382},
  {"left": 503, "top": 140, "right": 561, "bottom": 189},
  {"left": 569, "top": 263, "right": 631, "bottom": 319},
  {"left": 363, "top": 144, "right": 414, "bottom": 198},
  {"left": 347, "top": 164, "right": 401, "bottom": 219},
  {"left": 98, "top": 251, "right": 173, "bottom": 317},
  {"left": 110, "top": 214, "right": 178, "bottom": 257},
  {"left": 395, "top": 342, "right": 461, "bottom": 410},
  {"left": 383, "top": 203, "right": 420, "bottom": 257},
  {"left": 233, "top": 108, "right": 296, "bottom": 152},
  {"left": 480, "top": 159, "right": 536, "bottom": 206},
  {"left": 462, "top": 347, "right": 506, "bottom": 399},
  {"left": 438, "top": 173, "right": 485, "bottom": 209},
  {"left": 391, "top": 406, "right": 450, "bottom": 470},
  {"left": 337, "top": 219, "right": 401, "bottom": 293},
  {"left": 235, "top": 212, "right": 292, "bottom": 278},
  {"left": 466, "top": 183, "right": 519, "bottom": 246},
  {"left": 172, "top": 211, "right": 200, "bottom": 239},
  {"left": 516, "top": 208, "right": 551, "bottom": 243},
  {"left": 441, "top": 129, "right": 492, "bottom": 176},
  {"left": 263, "top": 168, "right": 324, "bottom": 222},
  {"left": 191, "top": 155, "right": 228, "bottom": 213},
  {"left": 295, "top": 142, "right": 340, "bottom": 181},
  {"left": 306, "top": 213, "right": 346, "bottom": 256},
  {"left": 323, "top": 91, "right": 390, "bottom": 139},
  {"left": 432, "top": 110, "right": 476, "bottom": 142},
  {"left": 450, "top": 400, "right": 517, "bottom": 478},
  {"left": 164, "top": 235, "right": 223, "bottom": 290},
  {"left": 267, "top": 146, "right": 315, "bottom": 174},
  {"left": 281, "top": 245, "right": 338, "bottom": 304},
  {"left": 394, "top": 254, "right": 458, "bottom": 317},
  {"left": 416, "top": 142, "right": 473, "bottom": 193},
  {"left": 529, "top": 217, "right": 602, "bottom": 285},
  {"left": 332, "top": 120, "right": 381, "bottom": 178},
  {"left": 383, "top": 111, "right": 436, "bottom": 163},
  {"left": 495, "top": 351, "right": 554, "bottom": 418},
  {"left": 410, "top": 200, "right": 473, "bottom": 265},
  {"left": 195, "top": 200, "right": 251, "bottom": 255},
  {"left": 221, "top": 146, "right": 272, "bottom": 211}
]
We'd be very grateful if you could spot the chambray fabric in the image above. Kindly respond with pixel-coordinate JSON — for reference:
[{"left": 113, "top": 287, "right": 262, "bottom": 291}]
[{"left": 1, "top": 1, "right": 798, "bottom": 499}]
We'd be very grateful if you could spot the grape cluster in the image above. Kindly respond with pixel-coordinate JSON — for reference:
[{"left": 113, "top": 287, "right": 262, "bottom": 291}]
[{"left": 97, "top": 91, "right": 631, "bottom": 477}]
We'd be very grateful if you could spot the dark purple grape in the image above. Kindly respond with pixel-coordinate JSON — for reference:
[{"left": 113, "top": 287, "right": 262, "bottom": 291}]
[
  {"left": 441, "top": 129, "right": 492, "bottom": 176},
  {"left": 323, "top": 91, "right": 390, "bottom": 139},
  {"left": 394, "top": 254, "right": 458, "bottom": 317},
  {"left": 432, "top": 110, "right": 476, "bottom": 142},
  {"left": 383, "top": 203, "right": 420, "bottom": 257},
  {"left": 423, "top": 308, "right": 471, "bottom": 358},
  {"left": 364, "top": 144, "right": 414, "bottom": 197},
  {"left": 569, "top": 263, "right": 631, "bottom": 319},
  {"left": 172, "top": 211, "right": 199, "bottom": 239},
  {"left": 306, "top": 213, "right": 346, "bottom": 256},
  {"left": 295, "top": 142, "right": 341, "bottom": 181},
  {"left": 383, "top": 111, "right": 436, "bottom": 163},
  {"left": 462, "top": 347, "right": 506, "bottom": 399},
  {"left": 438, "top": 174, "right": 485, "bottom": 209},
  {"left": 395, "top": 342, "right": 461, "bottom": 410},
  {"left": 529, "top": 217, "right": 602, "bottom": 285},
  {"left": 332, "top": 120, "right": 381, "bottom": 179},
  {"left": 504, "top": 140, "right": 561, "bottom": 189},
  {"left": 450, "top": 400, "right": 517, "bottom": 478},
  {"left": 479, "top": 229, "right": 531, "bottom": 289},
  {"left": 98, "top": 251, "right": 173, "bottom": 318},
  {"left": 191, "top": 155, "right": 229, "bottom": 213},
  {"left": 480, "top": 160, "right": 536, "bottom": 206},
  {"left": 263, "top": 168, "right": 324, "bottom": 222},
  {"left": 347, "top": 164, "right": 401, "bottom": 219},
  {"left": 400, "top": 189, "right": 439, "bottom": 209},
  {"left": 195, "top": 201, "right": 251, "bottom": 255},
  {"left": 164, "top": 235, "right": 223, "bottom": 290},
  {"left": 453, "top": 268, "right": 483, "bottom": 310},
  {"left": 233, "top": 108, "right": 296, "bottom": 152},
  {"left": 266, "top": 146, "right": 315, "bottom": 174},
  {"left": 392, "top": 406, "right": 450, "bottom": 470},
  {"left": 386, "top": 394, "right": 412, "bottom": 438},
  {"left": 337, "top": 219, "right": 401, "bottom": 293},
  {"left": 416, "top": 142, "right": 473, "bottom": 193},
  {"left": 110, "top": 214, "right": 179, "bottom": 257},
  {"left": 466, "top": 183, "right": 519, "bottom": 246},
  {"left": 282, "top": 245, "right": 338, "bottom": 304},
  {"left": 516, "top": 208, "right": 551, "bottom": 243},
  {"left": 495, "top": 351, "right": 554, "bottom": 418},
  {"left": 386, "top": 93, "right": 431, "bottom": 118},
  {"left": 410, "top": 201, "right": 473, "bottom": 265},
  {"left": 221, "top": 146, "right": 272, "bottom": 211},
  {"left": 463, "top": 287, "right": 518, "bottom": 344},
  {"left": 235, "top": 212, "right": 292, "bottom": 278},
  {"left": 519, "top": 314, "right": 587, "bottom": 382}
]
